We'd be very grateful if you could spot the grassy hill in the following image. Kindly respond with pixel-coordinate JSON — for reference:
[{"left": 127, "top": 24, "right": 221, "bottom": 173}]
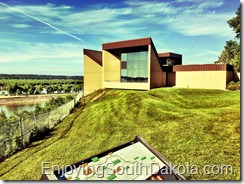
[{"left": 0, "top": 88, "right": 240, "bottom": 180}]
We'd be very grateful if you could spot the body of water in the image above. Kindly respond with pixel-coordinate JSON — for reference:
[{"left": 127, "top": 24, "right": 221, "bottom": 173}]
[{"left": 1, "top": 102, "right": 45, "bottom": 117}]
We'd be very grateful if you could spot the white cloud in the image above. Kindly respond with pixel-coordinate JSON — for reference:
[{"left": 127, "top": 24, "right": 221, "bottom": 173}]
[
  {"left": 0, "top": 0, "right": 238, "bottom": 75},
  {"left": 57, "top": 0, "right": 234, "bottom": 38},
  {"left": 124, "top": 1, "right": 176, "bottom": 14},
  {"left": 164, "top": 13, "right": 234, "bottom": 37},
  {"left": 0, "top": 42, "right": 84, "bottom": 63},
  {"left": 1, "top": 3, "right": 71, "bottom": 19},
  {"left": 120, "top": 0, "right": 234, "bottom": 37},
  {"left": 0, "top": 41, "right": 84, "bottom": 75},
  {"left": 205, "top": 49, "right": 221, "bottom": 56},
  {"left": 0, "top": 0, "right": 236, "bottom": 39},
  {"left": 11, "top": 23, "right": 30, "bottom": 28}
]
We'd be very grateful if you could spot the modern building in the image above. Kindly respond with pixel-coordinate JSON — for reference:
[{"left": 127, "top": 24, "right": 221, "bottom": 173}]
[{"left": 83, "top": 37, "right": 236, "bottom": 95}]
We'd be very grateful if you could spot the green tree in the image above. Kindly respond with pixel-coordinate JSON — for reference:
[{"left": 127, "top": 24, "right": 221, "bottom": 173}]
[
  {"left": 16, "top": 89, "right": 21, "bottom": 96},
  {"left": 35, "top": 85, "right": 42, "bottom": 94},
  {"left": 23, "top": 84, "right": 29, "bottom": 94},
  {"left": 13, "top": 110, "right": 30, "bottom": 120},
  {"left": 0, "top": 110, "right": 7, "bottom": 130},
  {"left": 58, "top": 85, "right": 63, "bottom": 93},
  {"left": 64, "top": 85, "right": 71, "bottom": 93},
  {"left": 215, "top": 40, "right": 238, "bottom": 64},
  {"left": 46, "top": 86, "right": 53, "bottom": 94},
  {"left": 28, "top": 88, "right": 33, "bottom": 95},
  {"left": 7, "top": 83, "right": 19, "bottom": 95},
  {"left": 35, "top": 104, "right": 45, "bottom": 114},
  {"left": 215, "top": 6, "right": 240, "bottom": 72},
  {"left": 73, "top": 85, "right": 81, "bottom": 92},
  {"left": 233, "top": 44, "right": 240, "bottom": 72},
  {"left": 227, "top": 6, "right": 240, "bottom": 39},
  {"left": 53, "top": 85, "right": 58, "bottom": 92}
]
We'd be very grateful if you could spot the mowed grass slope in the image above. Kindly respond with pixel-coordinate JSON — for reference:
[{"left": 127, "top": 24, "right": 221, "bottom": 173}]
[{"left": 0, "top": 88, "right": 240, "bottom": 180}]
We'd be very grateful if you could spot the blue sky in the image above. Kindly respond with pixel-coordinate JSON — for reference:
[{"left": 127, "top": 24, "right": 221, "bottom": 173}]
[{"left": 0, "top": 0, "right": 240, "bottom": 76}]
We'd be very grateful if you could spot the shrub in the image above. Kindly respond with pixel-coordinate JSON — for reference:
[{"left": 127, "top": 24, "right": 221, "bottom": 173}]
[
  {"left": 228, "top": 81, "right": 236, "bottom": 85},
  {"left": 227, "top": 81, "right": 240, "bottom": 91}
]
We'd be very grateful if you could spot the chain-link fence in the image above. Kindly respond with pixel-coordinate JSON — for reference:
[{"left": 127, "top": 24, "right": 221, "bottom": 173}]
[{"left": 0, "top": 92, "right": 83, "bottom": 162}]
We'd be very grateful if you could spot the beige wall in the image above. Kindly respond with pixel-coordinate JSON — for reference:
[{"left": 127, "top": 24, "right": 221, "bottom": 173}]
[
  {"left": 150, "top": 45, "right": 166, "bottom": 89},
  {"left": 175, "top": 71, "right": 228, "bottom": 90},
  {"left": 84, "top": 55, "right": 102, "bottom": 95},
  {"left": 103, "top": 50, "right": 121, "bottom": 83},
  {"left": 104, "top": 82, "right": 149, "bottom": 90}
]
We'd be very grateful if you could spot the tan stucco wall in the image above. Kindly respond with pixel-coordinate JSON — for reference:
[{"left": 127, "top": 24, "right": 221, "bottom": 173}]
[
  {"left": 103, "top": 50, "right": 121, "bottom": 83},
  {"left": 175, "top": 71, "right": 227, "bottom": 90},
  {"left": 84, "top": 55, "right": 102, "bottom": 95},
  {"left": 150, "top": 45, "right": 166, "bottom": 89},
  {"left": 103, "top": 82, "right": 149, "bottom": 90}
]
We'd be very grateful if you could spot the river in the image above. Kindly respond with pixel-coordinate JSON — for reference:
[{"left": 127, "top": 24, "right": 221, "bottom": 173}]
[{"left": 0, "top": 102, "right": 45, "bottom": 117}]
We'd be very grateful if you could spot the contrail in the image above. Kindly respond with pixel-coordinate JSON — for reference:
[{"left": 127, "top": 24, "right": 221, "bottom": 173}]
[{"left": 0, "top": 2, "right": 87, "bottom": 44}]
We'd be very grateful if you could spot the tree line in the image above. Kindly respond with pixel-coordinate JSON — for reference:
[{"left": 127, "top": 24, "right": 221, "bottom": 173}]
[
  {"left": 0, "top": 74, "right": 83, "bottom": 80},
  {"left": 0, "top": 79, "right": 83, "bottom": 95}
]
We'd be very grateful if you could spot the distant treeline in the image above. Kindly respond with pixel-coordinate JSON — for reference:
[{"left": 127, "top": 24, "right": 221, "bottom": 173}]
[
  {"left": 0, "top": 79, "right": 83, "bottom": 95},
  {"left": 0, "top": 74, "right": 83, "bottom": 80}
]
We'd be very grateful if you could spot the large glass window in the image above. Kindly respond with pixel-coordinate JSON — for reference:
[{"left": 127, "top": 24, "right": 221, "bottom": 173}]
[{"left": 121, "top": 51, "right": 148, "bottom": 82}]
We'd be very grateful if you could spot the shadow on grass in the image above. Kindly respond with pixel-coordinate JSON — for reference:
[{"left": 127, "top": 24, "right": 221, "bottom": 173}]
[{"left": 29, "top": 127, "right": 54, "bottom": 144}]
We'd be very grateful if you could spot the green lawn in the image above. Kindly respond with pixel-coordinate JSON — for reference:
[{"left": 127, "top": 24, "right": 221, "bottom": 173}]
[{"left": 0, "top": 88, "right": 240, "bottom": 180}]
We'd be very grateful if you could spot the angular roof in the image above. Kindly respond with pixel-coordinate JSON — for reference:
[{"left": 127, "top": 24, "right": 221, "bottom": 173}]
[
  {"left": 84, "top": 37, "right": 182, "bottom": 70},
  {"left": 84, "top": 49, "right": 102, "bottom": 66},
  {"left": 102, "top": 37, "right": 152, "bottom": 50}
]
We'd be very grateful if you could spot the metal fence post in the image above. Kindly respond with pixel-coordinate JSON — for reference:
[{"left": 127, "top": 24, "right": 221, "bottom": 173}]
[
  {"left": 48, "top": 110, "right": 50, "bottom": 128},
  {"left": 19, "top": 118, "right": 24, "bottom": 148},
  {"left": 34, "top": 113, "right": 36, "bottom": 128}
]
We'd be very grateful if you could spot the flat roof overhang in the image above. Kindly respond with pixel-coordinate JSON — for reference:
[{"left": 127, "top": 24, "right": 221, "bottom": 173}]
[
  {"left": 104, "top": 46, "right": 149, "bottom": 57},
  {"left": 159, "top": 52, "right": 182, "bottom": 59},
  {"left": 102, "top": 37, "right": 163, "bottom": 63},
  {"left": 173, "top": 64, "right": 234, "bottom": 72},
  {"left": 102, "top": 37, "right": 152, "bottom": 57}
]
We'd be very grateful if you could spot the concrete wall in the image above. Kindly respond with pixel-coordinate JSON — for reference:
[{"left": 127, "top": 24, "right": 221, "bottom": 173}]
[
  {"left": 84, "top": 55, "right": 102, "bottom": 95},
  {"left": 150, "top": 45, "right": 166, "bottom": 89},
  {"left": 175, "top": 71, "right": 228, "bottom": 90}
]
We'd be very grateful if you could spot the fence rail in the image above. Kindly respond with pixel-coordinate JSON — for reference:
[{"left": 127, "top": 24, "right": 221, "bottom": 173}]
[{"left": 0, "top": 92, "right": 83, "bottom": 162}]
